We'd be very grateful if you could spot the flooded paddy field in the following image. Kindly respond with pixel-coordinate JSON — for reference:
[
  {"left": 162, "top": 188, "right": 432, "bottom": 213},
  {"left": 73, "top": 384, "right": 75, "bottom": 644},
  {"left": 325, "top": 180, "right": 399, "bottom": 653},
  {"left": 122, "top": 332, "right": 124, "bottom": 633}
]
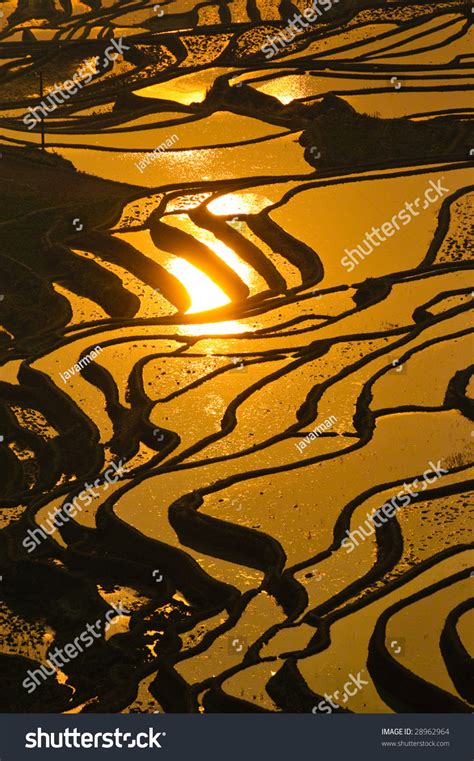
[{"left": 0, "top": 0, "right": 472, "bottom": 714}]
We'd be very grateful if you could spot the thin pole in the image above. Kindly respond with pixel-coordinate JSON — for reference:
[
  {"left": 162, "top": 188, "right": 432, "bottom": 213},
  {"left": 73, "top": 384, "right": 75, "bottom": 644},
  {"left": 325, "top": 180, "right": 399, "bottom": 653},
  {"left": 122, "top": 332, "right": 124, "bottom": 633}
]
[{"left": 39, "top": 72, "right": 45, "bottom": 151}]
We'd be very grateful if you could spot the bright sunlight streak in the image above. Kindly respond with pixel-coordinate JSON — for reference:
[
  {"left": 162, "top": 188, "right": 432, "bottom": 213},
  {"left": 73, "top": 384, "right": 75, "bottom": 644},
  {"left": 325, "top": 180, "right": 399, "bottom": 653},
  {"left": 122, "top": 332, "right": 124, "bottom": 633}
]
[{"left": 167, "top": 258, "right": 230, "bottom": 314}]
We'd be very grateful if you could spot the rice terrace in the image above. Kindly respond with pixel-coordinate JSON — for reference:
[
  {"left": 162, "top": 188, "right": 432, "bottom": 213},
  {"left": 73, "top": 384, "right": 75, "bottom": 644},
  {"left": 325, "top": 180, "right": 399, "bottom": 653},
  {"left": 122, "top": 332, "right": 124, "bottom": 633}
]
[{"left": 0, "top": 0, "right": 472, "bottom": 719}]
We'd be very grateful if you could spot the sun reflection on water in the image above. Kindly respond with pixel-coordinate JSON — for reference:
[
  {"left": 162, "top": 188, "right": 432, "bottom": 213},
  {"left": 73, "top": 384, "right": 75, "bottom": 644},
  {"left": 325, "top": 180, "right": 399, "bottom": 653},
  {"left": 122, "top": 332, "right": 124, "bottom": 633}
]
[
  {"left": 178, "top": 319, "right": 248, "bottom": 337},
  {"left": 207, "top": 192, "right": 270, "bottom": 215},
  {"left": 166, "top": 213, "right": 258, "bottom": 295},
  {"left": 167, "top": 254, "right": 249, "bottom": 336},
  {"left": 167, "top": 257, "right": 230, "bottom": 314}
]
